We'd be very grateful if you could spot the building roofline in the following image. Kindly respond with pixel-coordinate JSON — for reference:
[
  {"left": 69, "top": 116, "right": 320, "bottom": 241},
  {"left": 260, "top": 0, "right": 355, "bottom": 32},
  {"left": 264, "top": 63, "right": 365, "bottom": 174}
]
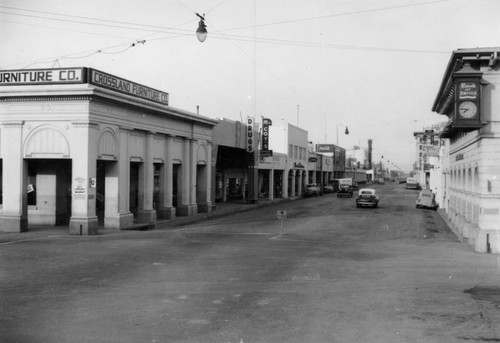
[{"left": 432, "top": 47, "right": 500, "bottom": 113}]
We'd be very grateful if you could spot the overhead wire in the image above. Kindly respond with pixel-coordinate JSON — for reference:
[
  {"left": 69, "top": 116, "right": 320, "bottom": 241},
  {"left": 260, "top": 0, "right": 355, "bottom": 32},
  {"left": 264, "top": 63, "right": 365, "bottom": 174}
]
[
  {"left": 217, "top": 0, "right": 454, "bottom": 32},
  {"left": 1, "top": 0, "right": 452, "bottom": 60}
]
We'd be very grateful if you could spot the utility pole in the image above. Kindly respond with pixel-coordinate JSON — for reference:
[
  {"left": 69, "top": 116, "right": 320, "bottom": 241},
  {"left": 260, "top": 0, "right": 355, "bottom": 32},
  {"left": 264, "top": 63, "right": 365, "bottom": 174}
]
[{"left": 297, "top": 104, "right": 299, "bottom": 126}]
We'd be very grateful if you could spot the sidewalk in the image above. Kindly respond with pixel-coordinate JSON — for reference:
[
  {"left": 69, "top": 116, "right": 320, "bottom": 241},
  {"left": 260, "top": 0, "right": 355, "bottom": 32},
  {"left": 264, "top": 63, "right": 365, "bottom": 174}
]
[
  {"left": 0, "top": 197, "right": 297, "bottom": 244},
  {"left": 155, "top": 196, "right": 295, "bottom": 229}
]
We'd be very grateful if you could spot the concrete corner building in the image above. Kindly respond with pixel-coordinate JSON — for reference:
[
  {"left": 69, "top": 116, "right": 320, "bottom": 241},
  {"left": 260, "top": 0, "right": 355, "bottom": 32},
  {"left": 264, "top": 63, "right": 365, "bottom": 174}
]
[
  {"left": 0, "top": 67, "right": 216, "bottom": 234},
  {"left": 432, "top": 47, "right": 500, "bottom": 253}
]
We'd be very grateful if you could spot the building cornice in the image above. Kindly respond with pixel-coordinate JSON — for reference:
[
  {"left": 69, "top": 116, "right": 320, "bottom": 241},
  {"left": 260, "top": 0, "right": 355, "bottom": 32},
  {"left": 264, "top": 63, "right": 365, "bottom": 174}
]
[{"left": 432, "top": 47, "right": 500, "bottom": 114}]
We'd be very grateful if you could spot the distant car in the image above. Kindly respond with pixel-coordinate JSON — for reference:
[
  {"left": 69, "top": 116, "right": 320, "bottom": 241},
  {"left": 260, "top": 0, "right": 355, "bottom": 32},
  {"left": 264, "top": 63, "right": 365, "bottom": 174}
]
[
  {"left": 406, "top": 178, "right": 420, "bottom": 190},
  {"left": 376, "top": 178, "right": 385, "bottom": 185},
  {"left": 356, "top": 188, "right": 379, "bottom": 208},
  {"left": 416, "top": 189, "right": 438, "bottom": 210},
  {"left": 304, "top": 183, "right": 320, "bottom": 197},
  {"left": 337, "top": 184, "right": 353, "bottom": 198},
  {"left": 352, "top": 181, "right": 359, "bottom": 190},
  {"left": 323, "top": 184, "right": 335, "bottom": 193},
  {"left": 399, "top": 179, "right": 406, "bottom": 184}
]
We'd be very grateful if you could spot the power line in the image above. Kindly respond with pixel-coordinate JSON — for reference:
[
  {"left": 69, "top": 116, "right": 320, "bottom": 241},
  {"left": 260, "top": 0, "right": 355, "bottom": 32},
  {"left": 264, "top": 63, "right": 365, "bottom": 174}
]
[
  {"left": 217, "top": 0, "right": 454, "bottom": 32},
  {"left": 0, "top": 10, "right": 191, "bottom": 35}
]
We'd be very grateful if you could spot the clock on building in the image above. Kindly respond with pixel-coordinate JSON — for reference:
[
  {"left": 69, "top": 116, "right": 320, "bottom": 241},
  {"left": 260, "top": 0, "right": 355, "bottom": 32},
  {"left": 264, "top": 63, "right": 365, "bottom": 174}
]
[
  {"left": 451, "top": 62, "right": 483, "bottom": 130},
  {"left": 458, "top": 101, "right": 478, "bottom": 119}
]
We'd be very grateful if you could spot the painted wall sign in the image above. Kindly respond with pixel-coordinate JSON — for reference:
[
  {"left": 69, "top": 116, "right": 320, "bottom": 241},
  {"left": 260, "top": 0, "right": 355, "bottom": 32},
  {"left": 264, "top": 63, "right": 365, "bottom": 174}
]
[
  {"left": 0, "top": 68, "right": 85, "bottom": 85},
  {"left": 89, "top": 69, "right": 169, "bottom": 105},
  {"left": 0, "top": 67, "right": 170, "bottom": 106},
  {"left": 316, "top": 144, "right": 335, "bottom": 153}
]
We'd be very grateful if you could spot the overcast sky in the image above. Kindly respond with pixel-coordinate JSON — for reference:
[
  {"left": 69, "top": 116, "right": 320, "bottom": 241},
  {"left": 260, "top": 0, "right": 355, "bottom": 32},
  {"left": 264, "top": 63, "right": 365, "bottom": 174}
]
[{"left": 1, "top": 0, "right": 499, "bottom": 171}]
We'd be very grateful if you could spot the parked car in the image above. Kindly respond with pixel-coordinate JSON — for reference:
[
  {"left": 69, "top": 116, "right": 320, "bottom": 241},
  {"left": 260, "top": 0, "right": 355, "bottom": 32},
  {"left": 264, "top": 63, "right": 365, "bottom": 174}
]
[
  {"left": 304, "top": 183, "right": 320, "bottom": 197},
  {"left": 323, "top": 184, "right": 335, "bottom": 193},
  {"left": 376, "top": 178, "right": 385, "bottom": 185},
  {"left": 337, "top": 184, "right": 353, "bottom": 198},
  {"left": 416, "top": 189, "right": 438, "bottom": 210},
  {"left": 356, "top": 188, "right": 379, "bottom": 208}
]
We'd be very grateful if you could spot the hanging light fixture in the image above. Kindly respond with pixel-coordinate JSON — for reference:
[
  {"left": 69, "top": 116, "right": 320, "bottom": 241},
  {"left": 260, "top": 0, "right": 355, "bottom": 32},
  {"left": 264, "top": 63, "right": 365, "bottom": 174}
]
[
  {"left": 345, "top": 126, "right": 349, "bottom": 135},
  {"left": 195, "top": 13, "right": 207, "bottom": 43}
]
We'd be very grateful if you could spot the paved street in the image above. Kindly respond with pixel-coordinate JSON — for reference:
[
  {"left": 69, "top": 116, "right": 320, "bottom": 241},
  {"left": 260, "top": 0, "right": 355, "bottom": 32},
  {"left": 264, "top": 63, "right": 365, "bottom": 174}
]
[{"left": 1, "top": 183, "right": 500, "bottom": 343}]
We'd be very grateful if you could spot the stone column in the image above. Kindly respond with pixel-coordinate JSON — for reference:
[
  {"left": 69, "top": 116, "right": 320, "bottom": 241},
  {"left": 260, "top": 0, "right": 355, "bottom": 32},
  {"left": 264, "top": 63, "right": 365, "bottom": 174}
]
[
  {"left": 69, "top": 122, "right": 98, "bottom": 235},
  {"left": 177, "top": 139, "right": 192, "bottom": 216},
  {"left": 137, "top": 131, "right": 156, "bottom": 223},
  {"left": 120, "top": 127, "right": 134, "bottom": 227},
  {"left": 158, "top": 135, "right": 175, "bottom": 219},
  {"left": 198, "top": 142, "right": 212, "bottom": 213},
  {"left": 269, "top": 169, "right": 274, "bottom": 201},
  {"left": 0, "top": 121, "right": 28, "bottom": 233},
  {"left": 283, "top": 170, "right": 289, "bottom": 199},
  {"left": 190, "top": 139, "right": 198, "bottom": 215}
]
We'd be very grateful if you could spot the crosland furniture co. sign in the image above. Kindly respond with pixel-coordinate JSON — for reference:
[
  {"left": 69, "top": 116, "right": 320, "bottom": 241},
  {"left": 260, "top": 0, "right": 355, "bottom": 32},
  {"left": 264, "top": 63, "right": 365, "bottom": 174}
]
[
  {"left": 0, "top": 67, "right": 84, "bottom": 85},
  {"left": 0, "top": 67, "right": 169, "bottom": 106}
]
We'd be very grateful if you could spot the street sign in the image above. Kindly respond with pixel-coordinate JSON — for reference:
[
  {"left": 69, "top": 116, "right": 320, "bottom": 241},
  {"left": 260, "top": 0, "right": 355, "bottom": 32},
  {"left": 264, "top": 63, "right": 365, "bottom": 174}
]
[
  {"left": 277, "top": 209, "right": 287, "bottom": 234},
  {"left": 277, "top": 209, "right": 287, "bottom": 220}
]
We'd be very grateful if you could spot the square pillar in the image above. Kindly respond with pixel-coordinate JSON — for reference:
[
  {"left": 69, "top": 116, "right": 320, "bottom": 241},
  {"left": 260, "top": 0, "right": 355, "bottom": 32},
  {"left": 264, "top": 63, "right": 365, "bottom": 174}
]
[
  {"left": 69, "top": 122, "right": 98, "bottom": 235},
  {"left": 177, "top": 139, "right": 195, "bottom": 216},
  {"left": 198, "top": 142, "right": 212, "bottom": 213},
  {"left": 137, "top": 132, "right": 157, "bottom": 224},
  {"left": 157, "top": 135, "right": 175, "bottom": 219},
  {"left": 268, "top": 169, "right": 274, "bottom": 201},
  {"left": 0, "top": 121, "right": 28, "bottom": 232}
]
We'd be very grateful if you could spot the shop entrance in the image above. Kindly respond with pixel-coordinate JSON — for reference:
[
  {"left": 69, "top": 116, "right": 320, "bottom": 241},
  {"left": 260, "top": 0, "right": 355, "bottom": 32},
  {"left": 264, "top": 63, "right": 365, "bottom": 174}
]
[
  {"left": 130, "top": 162, "right": 141, "bottom": 218},
  {"left": 26, "top": 159, "right": 72, "bottom": 226}
]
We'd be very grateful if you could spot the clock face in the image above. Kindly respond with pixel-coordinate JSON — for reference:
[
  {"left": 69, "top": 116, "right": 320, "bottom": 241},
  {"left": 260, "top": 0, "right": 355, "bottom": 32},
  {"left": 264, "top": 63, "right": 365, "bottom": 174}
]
[{"left": 458, "top": 101, "right": 478, "bottom": 119}]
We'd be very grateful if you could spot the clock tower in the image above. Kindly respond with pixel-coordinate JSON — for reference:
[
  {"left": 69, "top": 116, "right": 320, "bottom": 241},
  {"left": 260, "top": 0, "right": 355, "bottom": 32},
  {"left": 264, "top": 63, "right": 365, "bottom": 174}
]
[{"left": 452, "top": 61, "right": 483, "bottom": 130}]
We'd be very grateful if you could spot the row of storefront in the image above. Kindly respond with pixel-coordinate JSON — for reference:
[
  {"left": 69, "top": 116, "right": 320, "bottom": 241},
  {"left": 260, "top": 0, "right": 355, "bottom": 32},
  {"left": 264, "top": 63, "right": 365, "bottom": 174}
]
[{"left": 0, "top": 67, "right": 345, "bottom": 234}]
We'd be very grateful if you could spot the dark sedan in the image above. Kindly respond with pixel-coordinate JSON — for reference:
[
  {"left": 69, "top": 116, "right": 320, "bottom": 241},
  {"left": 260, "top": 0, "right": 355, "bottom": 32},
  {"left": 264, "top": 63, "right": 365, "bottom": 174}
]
[{"left": 356, "top": 188, "right": 379, "bottom": 208}]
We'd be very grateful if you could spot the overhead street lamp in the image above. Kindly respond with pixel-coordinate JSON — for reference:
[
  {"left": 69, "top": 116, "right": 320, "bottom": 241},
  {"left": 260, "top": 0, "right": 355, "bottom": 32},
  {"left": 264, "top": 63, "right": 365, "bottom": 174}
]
[
  {"left": 336, "top": 123, "right": 349, "bottom": 146},
  {"left": 195, "top": 13, "right": 208, "bottom": 43}
]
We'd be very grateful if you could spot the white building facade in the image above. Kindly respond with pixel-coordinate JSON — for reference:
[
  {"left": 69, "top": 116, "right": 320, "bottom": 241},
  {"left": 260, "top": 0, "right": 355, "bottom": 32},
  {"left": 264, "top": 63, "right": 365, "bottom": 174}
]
[
  {"left": 0, "top": 67, "right": 216, "bottom": 234},
  {"left": 432, "top": 48, "right": 500, "bottom": 253}
]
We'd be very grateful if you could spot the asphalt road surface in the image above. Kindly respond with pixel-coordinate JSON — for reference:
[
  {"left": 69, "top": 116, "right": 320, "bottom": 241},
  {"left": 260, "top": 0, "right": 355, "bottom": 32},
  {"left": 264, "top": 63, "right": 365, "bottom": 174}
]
[{"left": 1, "top": 183, "right": 500, "bottom": 343}]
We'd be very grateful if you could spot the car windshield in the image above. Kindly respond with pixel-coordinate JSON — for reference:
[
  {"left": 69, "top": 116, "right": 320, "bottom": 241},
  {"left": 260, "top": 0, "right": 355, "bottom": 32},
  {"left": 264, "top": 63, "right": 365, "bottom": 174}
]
[{"left": 360, "top": 190, "right": 374, "bottom": 195}]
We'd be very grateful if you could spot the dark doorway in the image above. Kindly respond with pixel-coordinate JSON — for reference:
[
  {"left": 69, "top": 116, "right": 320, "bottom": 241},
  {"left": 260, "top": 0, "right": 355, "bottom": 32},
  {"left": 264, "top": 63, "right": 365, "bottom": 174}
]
[{"left": 130, "top": 162, "right": 140, "bottom": 218}]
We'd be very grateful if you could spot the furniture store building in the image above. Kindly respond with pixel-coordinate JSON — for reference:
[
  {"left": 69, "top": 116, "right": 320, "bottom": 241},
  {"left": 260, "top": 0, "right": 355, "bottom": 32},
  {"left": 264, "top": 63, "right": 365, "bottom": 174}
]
[{"left": 0, "top": 67, "right": 217, "bottom": 234}]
